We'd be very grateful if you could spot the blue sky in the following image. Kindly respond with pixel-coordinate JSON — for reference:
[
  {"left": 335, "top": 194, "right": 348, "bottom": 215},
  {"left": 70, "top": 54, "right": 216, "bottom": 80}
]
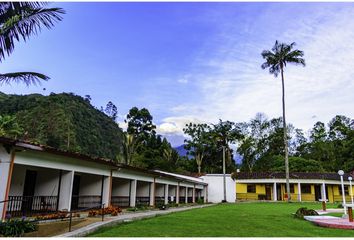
[{"left": 2, "top": 2, "right": 354, "bottom": 146}]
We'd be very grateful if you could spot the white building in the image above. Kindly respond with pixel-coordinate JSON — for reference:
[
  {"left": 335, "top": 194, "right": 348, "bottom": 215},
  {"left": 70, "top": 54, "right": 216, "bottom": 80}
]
[
  {"left": 200, "top": 174, "right": 236, "bottom": 203},
  {"left": 0, "top": 137, "right": 208, "bottom": 220}
]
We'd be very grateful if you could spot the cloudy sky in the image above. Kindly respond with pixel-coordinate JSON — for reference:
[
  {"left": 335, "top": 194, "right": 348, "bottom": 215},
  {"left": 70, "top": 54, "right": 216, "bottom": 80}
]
[{"left": 2, "top": 2, "right": 354, "bottom": 146}]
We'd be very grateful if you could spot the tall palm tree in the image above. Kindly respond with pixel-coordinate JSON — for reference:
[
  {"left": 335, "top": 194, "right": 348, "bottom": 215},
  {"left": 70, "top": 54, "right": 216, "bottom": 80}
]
[
  {"left": 0, "top": 2, "right": 64, "bottom": 85},
  {"left": 261, "top": 41, "right": 305, "bottom": 202}
]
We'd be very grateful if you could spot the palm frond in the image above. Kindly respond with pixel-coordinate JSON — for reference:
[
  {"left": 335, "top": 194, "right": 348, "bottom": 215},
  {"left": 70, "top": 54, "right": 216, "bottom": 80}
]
[
  {"left": 0, "top": 3, "right": 65, "bottom": 61},
  {"left": 261, "top": 40, "right": 305, "bottom": 76},
  {"left": 0, "top": 72, "right": 49, "bottom": 86}
]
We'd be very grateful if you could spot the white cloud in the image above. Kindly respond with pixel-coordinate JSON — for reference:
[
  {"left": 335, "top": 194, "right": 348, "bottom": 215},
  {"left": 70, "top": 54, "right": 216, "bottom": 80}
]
[{"left": 163, "top": 4, "right": 354, "bottom": 140}]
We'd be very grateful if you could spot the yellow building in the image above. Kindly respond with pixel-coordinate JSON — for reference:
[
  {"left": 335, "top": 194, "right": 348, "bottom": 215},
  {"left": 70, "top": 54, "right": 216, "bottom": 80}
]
[{"left": 234, "top": 172, "right": 354, "bottom": 203}]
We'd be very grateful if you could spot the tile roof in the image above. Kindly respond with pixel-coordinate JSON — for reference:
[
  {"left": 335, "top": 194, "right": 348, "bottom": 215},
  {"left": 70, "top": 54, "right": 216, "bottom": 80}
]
[{"left": 233, "top": 172, "right": 354, "bottom": 181}]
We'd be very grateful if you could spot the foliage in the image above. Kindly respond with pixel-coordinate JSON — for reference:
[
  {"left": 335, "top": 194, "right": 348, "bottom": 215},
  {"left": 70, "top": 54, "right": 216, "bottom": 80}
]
[
  {"left": 183, "top": 123, "right": 211, "bottom": 173},
  {"left": 0, "top": 114, "right": 23, "bottom": 138},
  {"left": 294, "top": 207, "right": 319, "bottom": 219},
  {"left": 183, "top": 119, "right": 241, "bottom": 174},
  {"left": 125, "top": 107, "right": 156, "bottom": 140},
  {"left": 35, "top": 212, "right": 69, "bottom": 220},
  {"left": 88, "top": 206, "right": 122, "bottom": 217},
  {"left": 0, "top": 2, "right": 65, "bottom": 85},
  {"left": 103, "top": 101, "right": 118, "bottom": 121},
  {"left": 0, "top": 92, "right": 123, "bottom": 159},
  {"left": 236, "top": 113, "right": 354, "bottom": 173},
  {"left": 0, "top": 218, "right": 38, "bottom": 237}
]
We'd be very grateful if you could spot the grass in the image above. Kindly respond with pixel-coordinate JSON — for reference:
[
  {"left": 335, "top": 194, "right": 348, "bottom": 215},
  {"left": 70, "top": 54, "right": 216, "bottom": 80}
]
[{"left": 89, "top": 202, "right": 354, "bottom": 237}]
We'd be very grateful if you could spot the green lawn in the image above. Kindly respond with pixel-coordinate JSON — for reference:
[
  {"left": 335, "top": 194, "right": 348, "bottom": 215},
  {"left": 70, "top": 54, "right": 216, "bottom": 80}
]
[{"left": 89, "top": 202, "right": 353, "bottom": 237}]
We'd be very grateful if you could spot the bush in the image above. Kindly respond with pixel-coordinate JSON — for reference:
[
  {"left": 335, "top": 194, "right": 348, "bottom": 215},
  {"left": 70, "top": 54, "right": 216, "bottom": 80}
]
[
  {"left": 0, "top": 218, "right": 38, "bottom": 237},
  {"left": 294, "top": 207, "right": 319, "bottom": 219},
  {"left": 156, "top": 203, "right": 169, "bottom": 210},
  {"left": 88, "top": 206, "right": 122, "bottom": 217},
  {"left": 196, "top": 198, "right": 204, "bottom": 204},
  {"left": 35, "top": 212, "right": 69, "bottom": 220}
]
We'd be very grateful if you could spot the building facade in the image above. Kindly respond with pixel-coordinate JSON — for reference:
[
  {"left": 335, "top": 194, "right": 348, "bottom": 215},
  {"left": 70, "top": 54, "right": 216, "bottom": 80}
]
[
  {"left": 234, "top": 172, "right": 354, "bottom": 203},
  {"left": 0, "top": 137, "right": 208, "bottom": 220}
]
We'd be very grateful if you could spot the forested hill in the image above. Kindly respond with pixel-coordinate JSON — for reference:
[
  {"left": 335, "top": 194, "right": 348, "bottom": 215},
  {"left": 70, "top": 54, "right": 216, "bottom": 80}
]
[{"left": 0, "top": 92, "right": 123, "bottom": 159}]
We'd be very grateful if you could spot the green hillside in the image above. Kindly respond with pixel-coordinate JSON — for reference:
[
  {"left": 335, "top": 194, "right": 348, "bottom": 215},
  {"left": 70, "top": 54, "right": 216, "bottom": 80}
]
[{"left": 0, "top": 92, "right": 123, "bottom": 160}]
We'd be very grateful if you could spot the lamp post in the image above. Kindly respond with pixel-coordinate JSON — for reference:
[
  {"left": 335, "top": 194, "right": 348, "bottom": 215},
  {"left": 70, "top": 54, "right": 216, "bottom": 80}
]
[
  {"left": 222, "top": 145, "right": 227, "bottom": 203},
  {"left": 349, "top": 176, "right": 353, "bottom": 205},
  {"left": 338, "top": 170, "right": 347, "bottom": 215}
]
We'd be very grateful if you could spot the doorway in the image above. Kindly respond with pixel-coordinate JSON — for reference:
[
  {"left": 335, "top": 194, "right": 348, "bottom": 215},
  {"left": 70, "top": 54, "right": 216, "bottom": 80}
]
[
  {"left": 265, "top": 185, "right": 272, "bottom": 200},
  {"left": 71, "top": 175, "right": 81, "bottom": 210},
  {"left": 22, "top": 170, "right": 37, "bottom": 213},
  {"left": 314, "top": 185, "right": 321, "bottom": 201}
]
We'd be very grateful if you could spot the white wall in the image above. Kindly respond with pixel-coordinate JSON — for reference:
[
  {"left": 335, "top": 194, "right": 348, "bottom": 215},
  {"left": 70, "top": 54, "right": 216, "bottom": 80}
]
[
  {"left": 79, "top": 173, "right": 102, "bottom": 195},
  {"left": 168, "top": 185, "right": 176, "bottom": 196},
  {"left": 34, "top": 168, "right": 60, "bottom": 196},
  {"left": 9, "top": 164, "right": 26, "bottom": 196},
  {"left": 136, "top": 181, "right": 150, "bottom": 196},
  {"left": 155, "top": 183, "right": 165, "bottom": 197},
  {"left": 200, "top": 174, "right": 236, "bottom": 203},
  {"left": 0, "top": 146, "right": 12, "bottom": 218},
  {"left": 112, "top": 178, "right": 130, "bottom": 196}
]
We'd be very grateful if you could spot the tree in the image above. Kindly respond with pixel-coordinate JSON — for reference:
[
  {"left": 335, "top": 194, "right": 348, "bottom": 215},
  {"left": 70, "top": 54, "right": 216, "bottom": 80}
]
[
  {"left": 261, "top": 41, "right": 305, "bottom": 201},
  {"left": 120, "top": 133, "right": 138, "bottom": 165},
  {"left": 125, "top": 107, "right": 156, "bottom": 140},
  {"left": 104, "top": 101, "right": 118, "bottom": 121},
  {"left": 0, "top": 115, "right": 22, "bottom": 138},
  {"left": 0, "top": 2, "right": 64, "bottom": 85},
  {"left": 183, "top": 123, "right": 211, "bottom": 174}
]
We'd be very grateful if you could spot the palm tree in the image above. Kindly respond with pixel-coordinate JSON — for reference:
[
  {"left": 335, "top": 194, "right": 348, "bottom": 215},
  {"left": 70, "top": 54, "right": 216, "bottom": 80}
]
[
  {"left": 261, "top": 41, "right": 305, "bottom": 202},
  {"left": 0, "top": 2, "right": 64, "bottom": 85},
  {"left": 121, "top": 133, "right": 138, "bottom": 165}
]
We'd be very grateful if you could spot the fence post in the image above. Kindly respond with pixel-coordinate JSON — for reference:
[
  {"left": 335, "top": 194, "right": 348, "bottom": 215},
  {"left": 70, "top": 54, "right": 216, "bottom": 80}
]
[
  {"left": 101, "top": 203, "right": 105, "bottom": 222},
  {"left": 348, "top": 207, "right": 353, "bottom": 222},
  {"left": 68, "top": 212, "right": 73, "bottom": 232}
]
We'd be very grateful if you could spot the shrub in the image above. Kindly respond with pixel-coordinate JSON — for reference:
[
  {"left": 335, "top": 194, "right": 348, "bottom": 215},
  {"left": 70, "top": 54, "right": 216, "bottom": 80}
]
[
  {"left": 156, "top": 203, "right": 169, "bottom": 210},
  {"left": 0, "top": 218, "right": 38, "bottom": 237},
  {"left": 88, "top": 206, "right": 122, "bottom": 217},
  {"left": 196, "top": 198, "right": 204, "bottom": 204},
  {"left": 35, "top": 212, "right": 68, "bottom": 220},
  {"left": 294, "top": 207, "right": 319, "bottom": 219}
]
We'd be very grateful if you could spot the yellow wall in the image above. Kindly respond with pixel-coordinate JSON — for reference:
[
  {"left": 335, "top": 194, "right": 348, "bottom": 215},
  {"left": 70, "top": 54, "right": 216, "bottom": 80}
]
[
  {"left": 236, "top": 183, "right": 247, "bottom": 193},
  {"left": 327, "top": 185, "right": 334, "bottom": 203},
  {"left": 235, "top": 183, "right": 354, "bottom": 203},
  {"left": 256, "top": 184, "right": 265, "bottom": 194}
]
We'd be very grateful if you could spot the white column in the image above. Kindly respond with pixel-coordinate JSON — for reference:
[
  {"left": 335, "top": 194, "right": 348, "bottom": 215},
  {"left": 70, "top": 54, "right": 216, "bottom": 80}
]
[
  {"left": 164, "top": 184, "right": 169, "bottom": 205},
  {"left": 101, "top": 175, "right": 111, "bottom": 207},
  {"left": 149, "top": 181, "right": 155, "bottom": 206},
  {"left": 298, "top": 182, "right": 302, "bottom": 202},
  {"left": 192, "top": 186, "right": 196, "bottom": 203},
  {"left": 204, "top": 186, "right": 208, "bottom": 203},
  {"left": 129, "top": 179, "right": 137, "bottom": 207},
  {"left": 185, "top": 187, "right": 188, "bottom": 203},
  {"left": 273, "top": 182, "right": 277, "bottom": 201},
  {"left": 176, "top": 184, "right": 180, "bottom": 204},
  {"left": 321, "top": 182, "right": 327, "bottom": 201},
  {"left": 58, "top": 170, "right": 74, "bottom": 211},
  {"left": 0, "top": 147, "right": 13, "bottom": 220}
]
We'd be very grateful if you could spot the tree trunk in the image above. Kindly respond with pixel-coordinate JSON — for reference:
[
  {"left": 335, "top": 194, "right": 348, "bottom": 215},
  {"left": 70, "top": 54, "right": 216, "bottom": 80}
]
[{"left": 281, "top": 66, "right": 291, "bottom": 202}]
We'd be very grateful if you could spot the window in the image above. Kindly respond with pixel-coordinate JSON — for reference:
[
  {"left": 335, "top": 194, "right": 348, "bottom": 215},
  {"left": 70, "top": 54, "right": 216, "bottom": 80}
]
[
  {"left": 302, "top": 184, "right": 312, "bottom": 194},
  {"left": 339, "top": 186, "right": 349, "bottom": 195},
  {"left": 247, "top": 184, "right": 256, "bottom": 193},
  {"left": 290, "top": 184, "right": 294, "bottom": 193}
]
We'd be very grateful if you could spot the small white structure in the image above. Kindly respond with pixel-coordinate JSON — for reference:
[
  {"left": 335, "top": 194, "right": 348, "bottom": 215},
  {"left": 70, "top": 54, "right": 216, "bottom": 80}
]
[{"left": 199, "top": 174, "right": 236, "bottom": 203}]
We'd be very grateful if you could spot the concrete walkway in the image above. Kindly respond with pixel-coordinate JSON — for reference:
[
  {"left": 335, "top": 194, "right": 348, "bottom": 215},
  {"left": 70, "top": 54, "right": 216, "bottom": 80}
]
[{"left": 56, "top": 204, "right": 216, "bottom": 237}]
